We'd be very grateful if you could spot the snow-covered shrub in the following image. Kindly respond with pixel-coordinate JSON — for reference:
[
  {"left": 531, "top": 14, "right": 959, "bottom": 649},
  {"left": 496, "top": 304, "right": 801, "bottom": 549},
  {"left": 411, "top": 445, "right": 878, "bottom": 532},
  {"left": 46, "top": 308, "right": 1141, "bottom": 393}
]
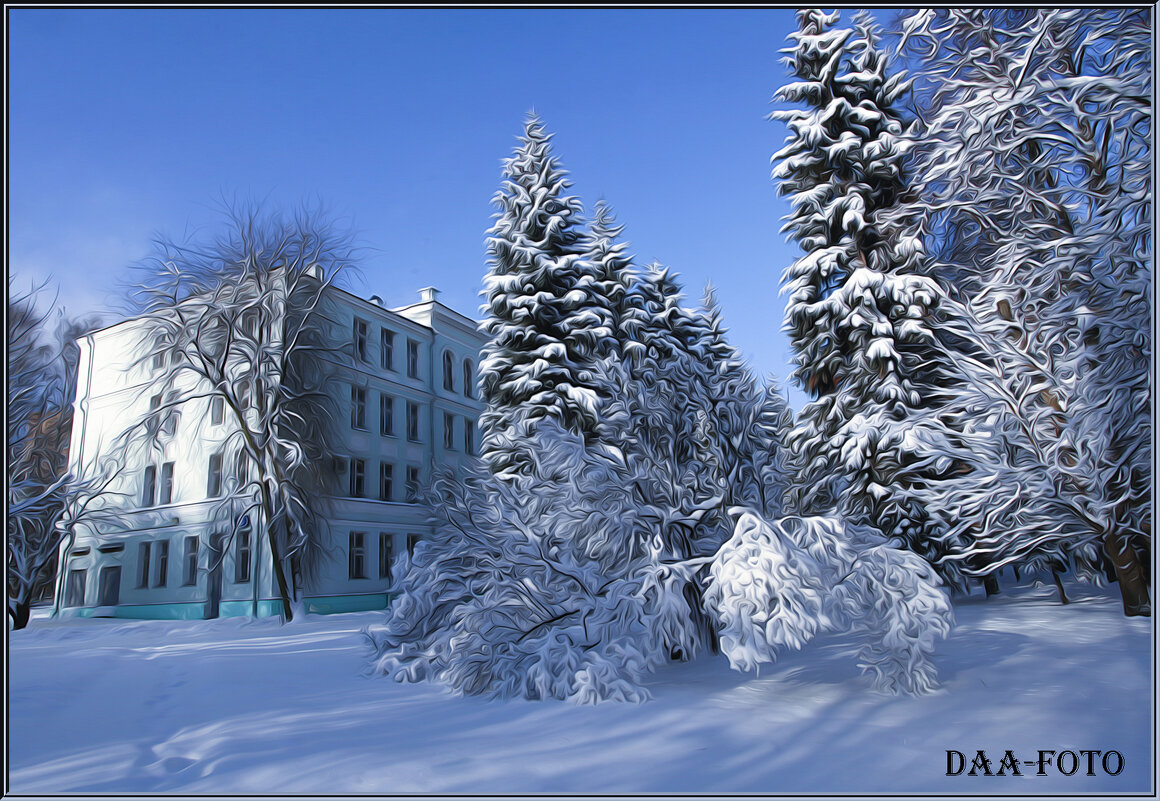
[{"left": 703, "top": 511, "right": 952, "bottom": 694}]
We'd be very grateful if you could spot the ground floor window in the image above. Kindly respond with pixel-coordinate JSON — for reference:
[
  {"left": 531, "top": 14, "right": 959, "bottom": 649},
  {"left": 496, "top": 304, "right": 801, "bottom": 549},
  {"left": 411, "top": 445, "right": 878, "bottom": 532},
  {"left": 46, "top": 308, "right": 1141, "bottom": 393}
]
[
  {"left": 65, "top": 568, "right": 87, "bottom": 607},
  {"left": 97, "top": 566, "right": 121, "bottom": 606},
  {"left": 183, "top": 536, "right": 199, "bottom": 586},
  {"left": 379, "top": 533, "right": 394, "bottom": 581},
  {"left": 407, "top": 533, "right": 420, "bottom": 558},
  {"left": 137, "top": 542, "right": 152, "bottom": 588},
  {"left": 349, "top": 531, "right": 367, "bottom": 580},
  {"left": 235, "top": 523, "right": 252, "bottom": 583}
]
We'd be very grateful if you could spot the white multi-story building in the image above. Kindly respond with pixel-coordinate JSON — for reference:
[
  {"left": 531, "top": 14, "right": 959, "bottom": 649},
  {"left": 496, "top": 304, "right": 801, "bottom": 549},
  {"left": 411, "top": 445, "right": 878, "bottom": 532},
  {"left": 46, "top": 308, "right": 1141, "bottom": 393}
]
[{"left": 53, "top": 286, "right": 485, "bottom": 620}]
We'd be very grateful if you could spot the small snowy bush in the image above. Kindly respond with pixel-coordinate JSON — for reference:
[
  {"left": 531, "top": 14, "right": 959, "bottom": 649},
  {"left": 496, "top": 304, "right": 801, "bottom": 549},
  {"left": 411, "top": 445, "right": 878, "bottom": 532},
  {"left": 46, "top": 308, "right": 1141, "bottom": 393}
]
[{"left": 703, "top": 511, "right": 953, "bottom": 694}]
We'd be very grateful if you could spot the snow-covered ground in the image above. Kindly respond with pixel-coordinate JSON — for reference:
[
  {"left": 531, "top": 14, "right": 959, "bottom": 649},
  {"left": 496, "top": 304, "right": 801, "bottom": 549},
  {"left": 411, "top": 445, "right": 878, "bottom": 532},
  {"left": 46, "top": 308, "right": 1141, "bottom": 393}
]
[{"left": 8, "top": 581, "right": 1153, "bottom": 796}]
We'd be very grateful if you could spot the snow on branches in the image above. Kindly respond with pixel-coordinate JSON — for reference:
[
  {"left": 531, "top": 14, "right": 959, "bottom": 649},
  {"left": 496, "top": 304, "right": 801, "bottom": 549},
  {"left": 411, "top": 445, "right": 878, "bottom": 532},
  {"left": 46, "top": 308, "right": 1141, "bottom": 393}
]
[
  {"left": 703, "top": 512, "right": 952, "bottom": 695},
  {"left": 368, "top": 418, "right": 661, "bottom": 703}
]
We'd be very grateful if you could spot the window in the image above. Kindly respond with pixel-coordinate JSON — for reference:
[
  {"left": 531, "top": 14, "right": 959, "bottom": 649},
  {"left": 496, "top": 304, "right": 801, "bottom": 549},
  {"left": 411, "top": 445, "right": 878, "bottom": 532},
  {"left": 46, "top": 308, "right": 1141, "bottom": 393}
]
[
  {"left": 380, "top": 393, "right": 394, "bottom": 436},
  {"left": 138, "top": 542, "right": 152, "bottom": 588},
  {"left": 405, "top": 465, "right": 420, "bottom": 503},
  {"left": 407, "top": 401, "right": 420, "bottom": 442},
  {"left": 148, "top": 393, "right": 162, "bottom": 436},
  {"left": 207, "top": 451, "right": 224, "bottom": 498},
  {"left": 210, "top": 396, "right": 225, "bottom": 425},
  {"left": 379, "top": 533, "right": 394, "bottom": 580},
  {"left": 350, "top": 458, "right": 366, "bottom": 498},
  {"left": 235, "top": 523, "right": 252, "bottom": 583},
  {"left": 159, "top": 462, "right": 174, "bottom": 505},
  {"left": 443, "top": 412, "right": 455, "bottom": 450},
  {"left": 407, "top": 339, "right": 419, "bottom": 378},
  {"left": 351, "top": 385, "right": 367, "bottom": 430},
  {"left": 97, "top": 566, "right": 121, "bottom": 606},
  {"left": 154, "top": 540, "right": 169, "bottom": 587},
  {"left": 234, "top": 450, "right": 248, "bottom": 490},
  {"left": 407, "top": 533, "right": 420, "bottom": 557},
  {"left": 183, "top": 536, "right": 199, "bottom": 586},
  {"left": 443, "top": 350, "right": 455, "bottom": 391},
  {"left": 349, "top": 532, "right": 367, "bottom": 579},
  {"left": 463, "top": 360, "right": 474, "bottom": 399},
  {"left": 142, "top": 466, "right": 157, "bottom": 507},
  {"left": 380, "top": 462, "right": 394, "bottom": 502},
  {"left": 381, "top": 328, "right": 395, "bottom": 371},
  {"left": 161, "top": 391, "right": 179, "bottom": 436},
  {"left": 241, "top": 310, "right": 260, "bottom": 338},
  {"left": 354, "top": 318, "right": 369, "bottom": 362},
  {"left": 65, "top": 568, "right": 86, "bottom": 607},
  {"left": 465, "top": 418, "right": 476, "bottom": 456}
]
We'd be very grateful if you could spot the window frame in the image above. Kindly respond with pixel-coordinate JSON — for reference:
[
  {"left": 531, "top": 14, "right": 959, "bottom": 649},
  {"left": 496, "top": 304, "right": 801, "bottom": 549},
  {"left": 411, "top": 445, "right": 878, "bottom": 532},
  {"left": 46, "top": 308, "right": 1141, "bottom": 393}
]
[
  {"left": 154, "top": 540, "right": 169, "bottom": 587},
  {"left": 159, "top": 462, "right": 175, "bottom": 505},
  {"left": 354, "top": 318, "right": 369, "bottom": 363},
  {"left": 443, "top": 412, "right": 455, "bottom": 450},
  {"left": 137, "top": 541, "right": 152, "bottom": 588},
  {"left": 235, "top": 524, "right": 252, "bottom": 584},
  {"left": 442, "top": 350, "right": 455, "bottom": 392},
  {"left": 379, "top": 462, "right": 394, "bottom": 502},
  {"left": 183, "top": 536, "right": 199, "bottom": 586},
  {"left": 65, "top": 568, "right": 87, "bottom": 607},
  {"left": 351, "top": 385, "right": 368, "bottom": 430},
  {"left": 379, "top": 533, "right": 394, "bottom": 581},
  {"left": 207, "top": 451, "right": 224, "bottom": 498},
  {"left": 463, "top": 359, "right": 474, "bottom": 399},
  {"left": 406, "top": 401, "right": 420, "bottom": 442},
  {"left": 380, "top": 392, "right": 394, "bottom": 437},
  {"left": 407, "top": 339, "right": 419, "bottom": 379},
  {"left": 405, "top": 465, "right": 420, "bottom": 503},
  {"left": 349, "top": 531, "right": 367, "bottom": 580},
  {"left": 142, "top": 465, "right": 157, "bottom": 507},
  {"left": 350, "top": 458, "right": 366, "bottom": 498},
  {"left": 381, "top": 328, "right": 395, "bottom": 371}
]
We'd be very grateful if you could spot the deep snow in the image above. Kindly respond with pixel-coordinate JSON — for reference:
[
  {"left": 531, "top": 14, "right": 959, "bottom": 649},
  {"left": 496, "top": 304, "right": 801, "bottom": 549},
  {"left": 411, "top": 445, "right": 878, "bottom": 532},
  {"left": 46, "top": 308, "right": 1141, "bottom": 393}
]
[{"left": 7, "top": 581, "right": 1153, "bottom": 795}]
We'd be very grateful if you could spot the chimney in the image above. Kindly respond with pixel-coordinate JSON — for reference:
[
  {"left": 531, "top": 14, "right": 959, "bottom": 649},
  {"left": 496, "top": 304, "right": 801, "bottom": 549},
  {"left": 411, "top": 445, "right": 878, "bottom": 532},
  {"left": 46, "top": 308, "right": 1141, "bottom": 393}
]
[{"left": 419, "top": 287, "right": 440, "bottom": 304}]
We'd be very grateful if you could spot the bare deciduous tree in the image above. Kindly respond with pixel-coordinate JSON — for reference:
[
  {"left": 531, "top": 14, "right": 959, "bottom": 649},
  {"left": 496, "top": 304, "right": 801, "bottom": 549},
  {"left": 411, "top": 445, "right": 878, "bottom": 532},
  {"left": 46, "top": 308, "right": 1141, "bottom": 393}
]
[
  {"left": 129, "top": 205, "right": 358, "bottom": 621},
  {"left": 7, "top": 282, "right": 99, "bottom": 629}
]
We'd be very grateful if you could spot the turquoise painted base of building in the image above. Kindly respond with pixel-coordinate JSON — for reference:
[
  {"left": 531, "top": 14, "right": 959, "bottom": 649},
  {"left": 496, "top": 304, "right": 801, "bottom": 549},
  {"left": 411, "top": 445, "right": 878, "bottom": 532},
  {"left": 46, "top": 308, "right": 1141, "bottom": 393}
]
[
  {"left": 64, "top": 602, "right": 207, "bottom": 621},
  {"left": 305, "top": 593, "right": 389, "bottom": 615},
  {"left": 56, "top": 594, "right": 389, "bottom": 621},
  {"left": 217, "top": 600, "right": 285, "bottom": 618}
]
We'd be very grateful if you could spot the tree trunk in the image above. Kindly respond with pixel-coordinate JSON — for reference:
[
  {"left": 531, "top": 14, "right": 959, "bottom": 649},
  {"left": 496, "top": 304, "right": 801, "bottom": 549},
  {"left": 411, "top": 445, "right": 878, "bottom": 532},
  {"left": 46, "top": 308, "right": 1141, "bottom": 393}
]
[
  {"left": 267, "top": 527, "right": 294, "bottom": 623},
  {"left": 983, "top": 574, "right": 1001, "bottom": 597},
  {"left": 1104, "top": 530, "right": 1151, "bottom": 617},
  {"left": 1052, "top": 569, "right": 1069, "bottom": 605},
  {"left": 10, "top": 600, "right": 31, "bottom": 630}
]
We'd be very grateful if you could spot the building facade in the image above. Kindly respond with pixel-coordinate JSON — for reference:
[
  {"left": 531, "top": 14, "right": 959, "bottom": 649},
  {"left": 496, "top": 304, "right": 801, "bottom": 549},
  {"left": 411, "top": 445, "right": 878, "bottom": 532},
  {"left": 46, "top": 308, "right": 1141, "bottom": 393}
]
[{"left": 53, "top": 286, "right": 486, "bottom": 620}]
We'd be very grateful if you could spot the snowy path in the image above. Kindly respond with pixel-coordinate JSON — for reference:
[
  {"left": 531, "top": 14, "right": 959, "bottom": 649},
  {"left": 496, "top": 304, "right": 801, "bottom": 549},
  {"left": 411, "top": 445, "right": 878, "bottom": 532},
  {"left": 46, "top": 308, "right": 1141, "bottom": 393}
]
[{"left": 8, "top": 583, "right": 1153, "bottom": 795}]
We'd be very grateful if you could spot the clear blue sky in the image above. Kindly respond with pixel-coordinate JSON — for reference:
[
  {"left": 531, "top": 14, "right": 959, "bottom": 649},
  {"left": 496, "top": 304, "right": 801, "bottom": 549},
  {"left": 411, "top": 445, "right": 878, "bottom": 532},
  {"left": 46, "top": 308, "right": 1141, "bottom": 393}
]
[{"left": 7, "top": 8, "right": 865, "bottom": 409}]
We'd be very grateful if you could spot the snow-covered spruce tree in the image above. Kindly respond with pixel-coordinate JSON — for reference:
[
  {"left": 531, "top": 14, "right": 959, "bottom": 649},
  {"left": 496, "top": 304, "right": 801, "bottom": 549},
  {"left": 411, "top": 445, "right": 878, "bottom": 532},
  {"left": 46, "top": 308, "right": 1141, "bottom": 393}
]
[
  {"left": 773, "top": 9, "right": 948, "bottom": 573},
  {"left": 894, "top": 9, "right": 1152, "bottom": 614},
  {"left": 369, "top": 389, "right": 668, "bottom": 702},
  {"left": 372, "top": 123, "right": 697, "bottom": 700},
  {"left": 698, "top": 288, "right": 792, "bottom": 519},
  {"left": 479, "top": 116, "right": 619, "bottom": 479}
]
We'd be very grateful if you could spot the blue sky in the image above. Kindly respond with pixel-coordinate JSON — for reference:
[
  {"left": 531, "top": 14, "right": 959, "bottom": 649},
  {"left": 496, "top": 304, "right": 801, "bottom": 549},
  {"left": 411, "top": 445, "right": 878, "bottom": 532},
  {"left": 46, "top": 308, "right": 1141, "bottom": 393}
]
[{"left": 9, "top": 8, "right": 826, "bottom": 407}]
